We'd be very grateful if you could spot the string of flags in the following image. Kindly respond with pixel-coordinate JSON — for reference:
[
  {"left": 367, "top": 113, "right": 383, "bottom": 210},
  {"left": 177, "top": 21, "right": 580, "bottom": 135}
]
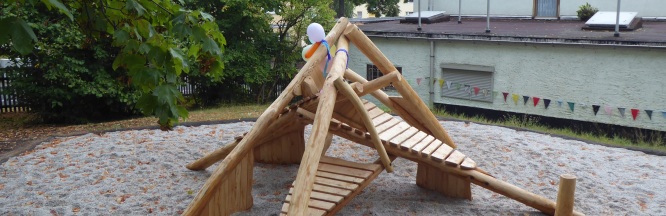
[{"left": 415, "top": 77, "right": 665, "bottom": 122}]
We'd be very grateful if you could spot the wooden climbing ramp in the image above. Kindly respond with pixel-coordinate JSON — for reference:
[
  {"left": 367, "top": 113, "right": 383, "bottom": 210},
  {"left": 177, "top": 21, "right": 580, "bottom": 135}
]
[{"left": 181, "top": 17, "right": 583, "bottom": 216}]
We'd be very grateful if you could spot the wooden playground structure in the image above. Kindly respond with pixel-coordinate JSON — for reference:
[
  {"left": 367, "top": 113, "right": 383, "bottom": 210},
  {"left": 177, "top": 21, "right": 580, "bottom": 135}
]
[{"left": 182, "top": 18, "right": 583, "bottom": 216}]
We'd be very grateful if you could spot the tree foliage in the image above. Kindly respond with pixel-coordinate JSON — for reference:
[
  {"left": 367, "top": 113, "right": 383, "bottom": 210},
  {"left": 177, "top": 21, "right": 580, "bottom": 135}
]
[
  {"left": 0, "top": 0, "right": 227, "bottom": 129},
  {"left": 332, "top": 0, "right": 401, "bottom": 18}
]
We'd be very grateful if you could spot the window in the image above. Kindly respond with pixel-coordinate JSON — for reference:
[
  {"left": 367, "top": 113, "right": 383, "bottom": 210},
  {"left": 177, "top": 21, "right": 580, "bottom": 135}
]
[
  {"left": 357, "top": 11, "right": 363, "bottom": 18},
  {"left": 440, "top": 63, "right": 494, "bottom": 103},
  {"left": 366, "top": 64, "right": 402, "bottom": 90},
  {"left": 406, "top": 12, "right": 414, "bottom": 16},
  {"left": 406, "top": 0, "right": 414, "bottom": 2}
]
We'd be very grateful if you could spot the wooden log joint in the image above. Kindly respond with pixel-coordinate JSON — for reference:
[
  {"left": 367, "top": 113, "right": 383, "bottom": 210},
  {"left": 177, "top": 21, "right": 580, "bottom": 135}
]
[{"left": 555, "top": 174, "right": 577, "bottom": 216}]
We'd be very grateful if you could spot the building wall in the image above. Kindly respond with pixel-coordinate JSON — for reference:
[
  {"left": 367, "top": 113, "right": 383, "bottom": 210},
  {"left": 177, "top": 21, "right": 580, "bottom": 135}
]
[
  {"left": 348, "top": 37, "right": 666, "bottom": 131},
  {"left": 418, "top": 0, "right": 666, "bottom": 17}
]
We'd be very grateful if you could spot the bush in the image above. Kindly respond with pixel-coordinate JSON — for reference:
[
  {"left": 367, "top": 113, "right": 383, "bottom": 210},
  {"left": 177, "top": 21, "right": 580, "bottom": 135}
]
[{"left": 577, "top": 3, "right": 599, "bottom": 21}]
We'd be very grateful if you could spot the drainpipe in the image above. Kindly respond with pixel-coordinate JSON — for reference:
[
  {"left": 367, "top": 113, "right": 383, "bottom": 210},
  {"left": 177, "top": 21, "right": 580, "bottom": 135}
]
[
  {"left": 614, "top": 0, "right": 621, "bottom": 37},
  {"left": 429, "top": 40, "right": 435, "bottom": 108},
  {"left": 428, "top": 0, "right": 433, "bottom": 11},
  {"left": 458, "top": 0, "right": 462, "bottom": 24},
  {"left": 417, "top": 0, "right": 422, "bottom": 31},
  {"left": 485, "top": 0, "right": 491, "bottom": 33}
]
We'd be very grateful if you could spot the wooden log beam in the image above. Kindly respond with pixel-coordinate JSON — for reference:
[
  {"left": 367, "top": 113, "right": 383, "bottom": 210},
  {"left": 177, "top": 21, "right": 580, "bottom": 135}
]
[
  {"left": 287, "top": 33, "right": 351, "bottom": 216},
  {"left": 345, "top": 25, "right": 457, "bottom": 148},
  {"left": 349, "top": 70, "right": 401, "bottom": 97},
  {"left": 555, "top": 174, "right": 577, "bottom": 216},
  {"left": 343, "top": 69, "right": 430, "bottom": 134},
  {"left": 334, "top": 77, "right": 393, "bottom": 172},
  {"left": 183, "top": 18, "right": 349, "bottom": 216}
]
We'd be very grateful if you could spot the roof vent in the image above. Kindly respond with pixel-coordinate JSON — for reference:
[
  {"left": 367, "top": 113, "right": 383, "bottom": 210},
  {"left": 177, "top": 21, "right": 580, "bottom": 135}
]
[
  {"left": 583, "top": 11, "right": 642, "bottom": 31},
  {"left": 401, "top": 11, "right": 450, "bottom": 24}
]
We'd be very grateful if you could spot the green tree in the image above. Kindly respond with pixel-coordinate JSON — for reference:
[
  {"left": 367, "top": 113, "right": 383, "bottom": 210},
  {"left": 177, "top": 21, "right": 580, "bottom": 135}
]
[
  {"left": 332, "top": 0, "right": 402, "bottom": 18},
  {"left": 0, "top": 0, "right": 227, "bottom": 129}
]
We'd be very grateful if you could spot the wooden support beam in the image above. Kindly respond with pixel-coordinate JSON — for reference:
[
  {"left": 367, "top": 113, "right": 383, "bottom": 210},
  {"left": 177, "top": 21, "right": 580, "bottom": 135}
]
[
  {"left": 349, "top": 70, "right": 401, "bottom": 97},
  {"left": 287, "top": 34, "right": 351, "bottom": 216},
  {"left": 345, "top": 25, "right": 457, "bottom": 148},
  {"left": 334, "top": 77, "right": 393, "bottom": 172},
  {"left": 183, "top": 18, "right": 350, "bottom": 216},
  {"left": 555, "top": 174, "right": 577, "bottom": 216},
  {"left": 343, "top": 69, "right": 430, "bottom": 134}
]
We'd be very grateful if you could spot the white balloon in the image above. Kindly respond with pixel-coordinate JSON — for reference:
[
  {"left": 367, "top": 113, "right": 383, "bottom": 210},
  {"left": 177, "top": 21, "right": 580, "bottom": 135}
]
[
  {"left": 301, "top": 44, "right": 313, "bottom": 61},
  {"left": 307, "top": 23, "right": 325, "bottom": 43}
]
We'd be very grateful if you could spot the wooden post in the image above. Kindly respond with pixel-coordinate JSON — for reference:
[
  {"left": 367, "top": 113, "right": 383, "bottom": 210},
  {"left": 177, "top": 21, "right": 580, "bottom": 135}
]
[
  {"left": 183, "top": 18, "right": 349, "bottom": 216},
  {"left": 199, "top": 149, "right": 254, "bottom": 216},
  {"left": 345, "top": 25, "right": 457, "bottom": 148},
  {"left": 555, "top": 174, "right": 577, "bottom": 216},
  {"left": 416, "top": 162, "right": 472, "bottom": 200},
  {"left": 186, "top": 140, "right": 239, "bottom": 171},
  {"left": 334, "top": 77, "right": 394, "bottom": 172},
  {"left": 287, "top": 35, "right": 351, "bottom": 216},
  {"left": 350, "top": 70, "right": 401, "bottom": 96}
]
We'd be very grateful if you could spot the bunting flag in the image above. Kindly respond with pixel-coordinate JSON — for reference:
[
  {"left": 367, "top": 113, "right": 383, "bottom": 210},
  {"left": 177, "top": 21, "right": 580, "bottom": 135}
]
[
  {"left": 523, "top": 96, "right": 529, "bottom": 105},
  {"left": 618, "top": 107, "right": 626, "bottom": 117},
  {"left": 439, "top": 79, "right": 445, "bottom": 88},
  {"left": 558, "top": 100, "right": 563, "bottom": 107},
  {"left": 433, "top": 78, "right": 437, "bottom": 85},
  {"left": 502, "top": 92, "right": 509, "bottom": 102},
  {"left": 464, "top": 85, "right": 470, "bottom": 92},
  {"left": 568, "top": 102, "right": 575, "bottom": 112},
  {"left": 580, "top": 103, "right": 588, "bottom": 109},
  {"left": 604, "top": 105, "right": 612, "bottom": 115},
  {"left": 631, "top": 108, "right": 639, "bottom": 120},
  {"left": 663, "top": 111, "right": 666, "bottom": 119},
  {"left": 483, "top": 89, "right": 490, "bottom": 97},
  {"left": 532, "top": 97, "right": 540, "bottom": 107},
  {"left": 473, "top": 87, "right": 480, "bottom": 95},
  {"left": 446, "top": 81, "right": 452, "bottom": 89},
  {"left": 493, "top": 91, "right": 498, "bottom": 98},
  {"left": 543, "top": 99, "right": 551, "bottom": 109},
  {"left": 456, "top": 83, "right": 462, "bottom": 90},
  {"left": 512, "top": 94, "right": 519, "bottom": 105},
  {"left": 645, "top": 110, "right": 653, "bottom": 120},
  {"left": 592, "top": 105, "right": 600, "bottom": 116},
  {"left": 416, "top": 78, "right": 422, "bottom": 85}
]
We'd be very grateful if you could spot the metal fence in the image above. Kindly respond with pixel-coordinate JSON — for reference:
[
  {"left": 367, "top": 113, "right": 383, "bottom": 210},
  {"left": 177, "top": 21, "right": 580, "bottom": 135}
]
[{"left": 0, "top": 71, "right": 28, "bottom": 113}]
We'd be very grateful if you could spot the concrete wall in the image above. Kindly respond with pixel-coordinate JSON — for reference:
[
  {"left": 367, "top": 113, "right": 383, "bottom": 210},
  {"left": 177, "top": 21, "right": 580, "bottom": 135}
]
[
  {"left": 348, "top": 38, "right": 666, "bottom": 131},
  {"left": 416, "top": 0, "right": 666, "bottom": 17}
]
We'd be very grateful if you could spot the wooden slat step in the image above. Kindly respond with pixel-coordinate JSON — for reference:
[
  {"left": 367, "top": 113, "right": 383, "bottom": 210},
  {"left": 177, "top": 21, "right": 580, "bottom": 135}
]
[
  {"left": 409, "top": 135, "right": 435, "bottom": 154},
  {"left": 317, "top": 163, "right": 372, "bottom": 179},
  {"left": 320, "top": 157, "right": 381, "bottom": 171},
  {"left": 363, "top": 100, "right": 377, "bottom": 111},
  {"left": 312, "top": 183, "right": 353, "bottom": 197},
  {"left": 378, "top": 122, "right": 411, "bottom": 141},
  {"left": 430, "top": 143, "right": 454, "bottom": 161},
  {"left": 399, "top": 131, "right": 427, "bottom": 151},
  {"left": 421, "top": 140, "right": 444, "bottom": 157},
  {"left": 317, "top": 171, "right": 365, "bottom": 184},
  {"left": 374, "top": 118, "right": 400, "bottom": 133},
  {"left": 314, "top": 176, "right": 359, "bottom": 191},
  {"left": 285, "top": 195, "right": 336, "bottom": 211},
  {"left": 281, "top": 203, "right": 327, "bottom": 216},
  {"left": 289, "top": 188, "right": 345, "bottom": 204},
  {"left": 366, "top": 107, "right": 385, "bottom": 119},
  {"left": 444, "top": 150, "right": 466, "bottom": 166},
  {"left": 389, "top": 127, "right": 419, "bottom": 147},
  {"left": 371, "top": 113, "right": 393, "bottom": 126},
  {"left": 460, "top": 158, "right": 477, "bottom": 170}
]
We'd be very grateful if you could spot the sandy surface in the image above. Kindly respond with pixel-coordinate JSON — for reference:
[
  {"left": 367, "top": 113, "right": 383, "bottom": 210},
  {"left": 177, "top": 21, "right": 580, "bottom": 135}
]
[{"left": 1, "top": 120, "right": 665, "bottom": 215}]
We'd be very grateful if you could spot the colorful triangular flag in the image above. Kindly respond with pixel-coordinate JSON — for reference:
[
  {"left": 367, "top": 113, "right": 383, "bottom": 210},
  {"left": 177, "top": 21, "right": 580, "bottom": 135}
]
[
  {"left": 662, "top": 111, "right": 666, "bottom": 119},
  {"left": 456, "top": 83, "right": 462, "bottom": 90},
  {"left": 464, "top": 85, "right": 470, "bottom": 92},
  {"left": 532, "top": 97, "right": 540, "bottom": 107},
  {"left": 580, "top": 103, "right": 588, "bottom": 109},
  {"left": 592, "top": 105, "right": 600, "bottom": 116},
  {"left": 438, "top": 79, "right": 445, "bottom": 88},
  {"left": 433, "top": 78, "right": 437, "bottom": 85},
  {"left": 618, "top": 107, "right": 626, "bottom": 117},
  {"left": 557, "top": 100, "right": 563, "bottom": 107},
  {"left": 512, "top": 94, "right": 519, "bottom": 105},
  {"left": 645, "top": 110, "right": 653, "bottom": 120},
  {"left": 543, "top": 99, "right": 551, "bottom": 109},
  {"left": 568, "top": 102, "right": 575, "bottom": 112},
  {"left": 446, "top": 81, "right": 452, "bottom": 89},
  {"left": 502, "top": 92, "right": 509, "bottom": 102},
  {"left": 417, "top": 78, "right": 422, "bottom": 85},
  {"left": 473, "top": 87, "right": 480, "bottom": 95},
  {"left": 523, "top": 96, "right": 529, "bottom": 105},
  {"left": 631, "top": 108, "right": 639, "bottom": 120},
  {"left": 604, "top": 105, "right": 612, "bottom": 115}
]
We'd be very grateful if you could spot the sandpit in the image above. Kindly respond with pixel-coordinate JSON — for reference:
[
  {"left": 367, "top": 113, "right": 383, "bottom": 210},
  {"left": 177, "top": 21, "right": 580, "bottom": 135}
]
[{"left": 0, "top": 120, "right": 664, "bottom": 215}]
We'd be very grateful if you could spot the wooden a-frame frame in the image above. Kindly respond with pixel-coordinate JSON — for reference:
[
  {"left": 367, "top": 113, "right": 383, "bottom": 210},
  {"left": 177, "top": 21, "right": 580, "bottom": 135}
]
[{"left": 181, "top": 18, "right": 583, "bottom": 216}]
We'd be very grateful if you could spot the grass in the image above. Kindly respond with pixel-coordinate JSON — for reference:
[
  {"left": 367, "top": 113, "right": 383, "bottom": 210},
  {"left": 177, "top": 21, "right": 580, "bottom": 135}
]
[{"left": 432, "top": 109, "right": 666, "bottom": 153}]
